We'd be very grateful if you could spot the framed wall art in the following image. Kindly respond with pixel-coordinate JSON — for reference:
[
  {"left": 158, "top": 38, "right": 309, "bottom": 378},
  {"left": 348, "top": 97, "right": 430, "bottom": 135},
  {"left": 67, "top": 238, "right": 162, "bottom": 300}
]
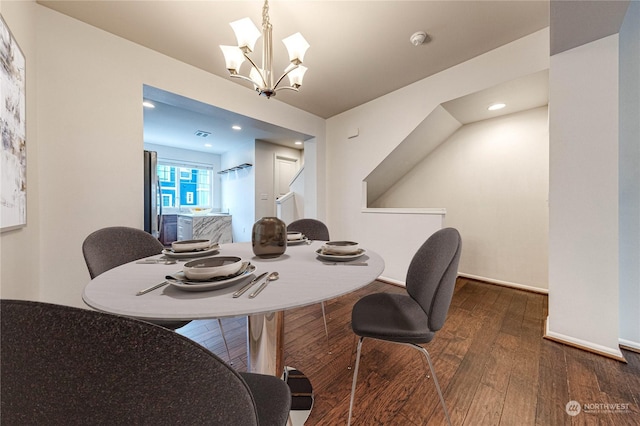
[{"left": 1, "top": 14, "right": 26, "bottom": 232}]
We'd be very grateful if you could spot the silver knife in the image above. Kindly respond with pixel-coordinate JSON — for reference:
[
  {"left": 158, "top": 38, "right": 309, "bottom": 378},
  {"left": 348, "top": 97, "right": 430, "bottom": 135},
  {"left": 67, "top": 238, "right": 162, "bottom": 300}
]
[
  {"left": 136, "top": 281, "right": 169, "bottom": 296},
  {"left": 233, "top": 272, "right": 268, "bottom": 298}
]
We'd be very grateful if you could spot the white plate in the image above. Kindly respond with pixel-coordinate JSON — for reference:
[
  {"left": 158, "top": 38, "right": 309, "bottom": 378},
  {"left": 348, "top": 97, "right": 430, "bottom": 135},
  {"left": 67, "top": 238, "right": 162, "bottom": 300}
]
[
  {"left": 167, "top": 264, "right": 256, "bottom": 292},
  {"left": 315, "top": 248, "right": 366, "bottom": 261},
  {"left": 287, "top": 237, "right": 309, "bottom": 245},
  {"left": 162, "top": 244, "right": 220, "bottom": 259}
]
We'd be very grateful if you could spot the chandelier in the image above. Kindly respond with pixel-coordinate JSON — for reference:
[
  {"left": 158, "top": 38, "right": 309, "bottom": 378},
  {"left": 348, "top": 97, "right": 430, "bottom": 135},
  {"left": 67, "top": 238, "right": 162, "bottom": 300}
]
[{"left": 220, "top": 0, "right": 310, "bottom": 98}]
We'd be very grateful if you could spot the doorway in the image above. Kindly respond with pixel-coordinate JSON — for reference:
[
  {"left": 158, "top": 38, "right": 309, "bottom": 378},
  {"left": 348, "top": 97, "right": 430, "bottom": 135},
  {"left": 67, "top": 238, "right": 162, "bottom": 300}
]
[{"left": 274, "top": 155, "right": 299, "bottom": 197}]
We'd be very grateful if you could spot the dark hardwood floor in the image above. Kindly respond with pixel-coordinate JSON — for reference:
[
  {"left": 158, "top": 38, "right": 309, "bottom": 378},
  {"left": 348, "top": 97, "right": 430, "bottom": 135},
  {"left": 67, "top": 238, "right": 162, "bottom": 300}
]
[{"left": 178, "top": 278, "right": 640, "bottom": 425}]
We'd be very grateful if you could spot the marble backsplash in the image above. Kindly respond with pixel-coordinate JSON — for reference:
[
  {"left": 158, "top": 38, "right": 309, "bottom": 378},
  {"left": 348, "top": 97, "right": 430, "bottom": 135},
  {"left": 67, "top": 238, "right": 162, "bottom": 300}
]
[{"left": 193, "top": 215, "right": 232, "bottom": 243}]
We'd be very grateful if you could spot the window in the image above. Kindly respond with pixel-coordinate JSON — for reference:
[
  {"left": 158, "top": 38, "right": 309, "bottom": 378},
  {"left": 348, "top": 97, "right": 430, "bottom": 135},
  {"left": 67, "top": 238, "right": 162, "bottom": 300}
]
[{"left": 157, "top": 161, "right": 213, "bottom": 210}]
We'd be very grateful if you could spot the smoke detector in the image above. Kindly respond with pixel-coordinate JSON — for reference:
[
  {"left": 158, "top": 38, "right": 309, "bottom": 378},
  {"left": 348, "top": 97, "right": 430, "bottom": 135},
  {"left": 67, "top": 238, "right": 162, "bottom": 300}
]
[{"left": 410, "top": 31, "right": 428, "bottom": 46}]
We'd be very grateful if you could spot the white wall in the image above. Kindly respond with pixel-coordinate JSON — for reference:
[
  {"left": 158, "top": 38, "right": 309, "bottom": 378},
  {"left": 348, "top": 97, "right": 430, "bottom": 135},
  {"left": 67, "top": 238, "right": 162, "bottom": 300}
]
[
  {"left": 221, "top": 141, "right": 255, "bottom": 242},
  {"left": 0, "top": 2, "right": 325, "bottom": 308},
  {"left": 618, "top": 0, "right": 640, "bottom": 351},
  {"left": 374, "top": 107, "right": 549, "bottom": 291},
  {"left": 221, "top": 141, "right": 301, "bottom": 241},
  {"left": 548, "top": 35, "right": 622, "bottom": 359},
  {"left": 302, "top": 139, "right": 319, "bottom": 219},
  {"left": 326, "top": 29, "right": 549, "bottom": 285}
]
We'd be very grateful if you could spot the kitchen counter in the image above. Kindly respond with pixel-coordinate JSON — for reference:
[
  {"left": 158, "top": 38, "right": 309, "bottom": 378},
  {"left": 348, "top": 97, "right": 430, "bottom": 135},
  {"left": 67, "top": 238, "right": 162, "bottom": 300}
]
[{"left": 177, "top": 213, "right": 232, "bottom": 243}]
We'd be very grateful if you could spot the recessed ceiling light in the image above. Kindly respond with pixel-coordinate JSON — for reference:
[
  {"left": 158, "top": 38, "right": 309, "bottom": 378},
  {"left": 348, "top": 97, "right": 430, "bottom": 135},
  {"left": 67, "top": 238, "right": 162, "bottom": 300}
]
[
  {"left": 488, "top": 103, "right": 506, "bottom": 111},
  {"left": 204, "top": 143, "right": 212, "bottom": 148},
  {"left": 142, "top": 101, "right": 155, "bottom": 108},
  {"left": 232, "top": 125, "right": 242, "bottom": 130},
  {"left": 294, "top": 141, "right": 303, "bottom": 145}
]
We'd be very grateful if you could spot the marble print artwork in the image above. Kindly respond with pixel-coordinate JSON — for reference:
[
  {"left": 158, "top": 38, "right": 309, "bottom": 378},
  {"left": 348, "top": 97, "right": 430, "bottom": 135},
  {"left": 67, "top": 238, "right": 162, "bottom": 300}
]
[{"left": 1, "top": 15, "right": 26, "bottom": 231}]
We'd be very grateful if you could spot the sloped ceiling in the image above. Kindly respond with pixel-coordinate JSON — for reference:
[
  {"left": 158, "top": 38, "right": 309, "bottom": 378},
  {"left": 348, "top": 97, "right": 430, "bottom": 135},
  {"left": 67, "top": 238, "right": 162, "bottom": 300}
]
[{"left": 365, "top": 71, "right": 549, "bottom": 206}]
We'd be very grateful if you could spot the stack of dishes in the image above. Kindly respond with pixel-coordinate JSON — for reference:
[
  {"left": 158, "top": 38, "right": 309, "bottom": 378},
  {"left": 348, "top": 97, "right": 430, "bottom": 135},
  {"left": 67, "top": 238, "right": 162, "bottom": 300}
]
[
  {"left": 162, "top": 240, "right": 220, "bottom": 259},
  {"left": 286, "top": 231, "right": 308, "bottom": 245},
  {"left": 316, "top": 241, "right": 365, "bottom": 261},
  {"left": 167, "top": 256, "right": 256, "bottom": 291}
]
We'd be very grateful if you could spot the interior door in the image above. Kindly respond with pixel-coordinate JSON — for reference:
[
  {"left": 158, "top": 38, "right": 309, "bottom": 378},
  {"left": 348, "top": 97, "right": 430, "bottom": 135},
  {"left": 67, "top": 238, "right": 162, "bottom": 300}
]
[{"left": 275, "top": 156, "right": 298, "bottom": 197}]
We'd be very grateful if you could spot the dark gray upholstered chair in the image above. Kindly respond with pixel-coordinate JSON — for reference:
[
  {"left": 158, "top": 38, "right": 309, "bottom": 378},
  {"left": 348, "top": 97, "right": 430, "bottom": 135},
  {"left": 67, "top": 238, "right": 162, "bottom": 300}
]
[
  {"left": 0, "top": 299, "right": 291, "bottom": 426},
  {"left": 287, "top": 218, "right": 330, "bottom": 242},
  {"left": 82, "top": 226, "right": 166, "bottom": 280},
  {"left": 82, "top": 226, "right": 230, "bottom": 361},
  {"left": 82, "top": 226, "right": 191, "bottom": 330},
  {"left": 286, "top": 219, "right": 331, "bottom": 342},
  {"left": 347, "top": 228, "right": 462, "bottom": 426}
]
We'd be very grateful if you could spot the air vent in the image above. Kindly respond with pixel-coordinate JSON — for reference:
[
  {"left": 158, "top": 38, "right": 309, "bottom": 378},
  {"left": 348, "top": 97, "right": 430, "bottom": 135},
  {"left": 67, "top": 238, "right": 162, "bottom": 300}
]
[{"left": 194, "top": 130, "right": 211, "bottom": 138}]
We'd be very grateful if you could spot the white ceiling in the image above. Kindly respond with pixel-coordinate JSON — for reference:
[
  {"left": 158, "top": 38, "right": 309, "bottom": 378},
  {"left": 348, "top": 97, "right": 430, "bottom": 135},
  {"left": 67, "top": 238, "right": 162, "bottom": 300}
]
[
  {"left": 36, "top": 1, "right": 629, "bottom": 156},
  {"left": 143, "top": 85, "right": 313, "bottom": 154},
  {"left": 38, "top": 0, "right": 550, "bottom": 119},
  {"left": 550, "top": 0, "right": 630, "bottom": 55}
]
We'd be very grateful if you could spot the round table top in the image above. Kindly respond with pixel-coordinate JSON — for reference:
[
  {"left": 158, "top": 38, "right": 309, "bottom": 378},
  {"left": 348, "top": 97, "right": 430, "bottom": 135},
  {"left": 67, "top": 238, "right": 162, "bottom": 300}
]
[{"left": 83, "top": 241, "right": 385, "bottom": 321}]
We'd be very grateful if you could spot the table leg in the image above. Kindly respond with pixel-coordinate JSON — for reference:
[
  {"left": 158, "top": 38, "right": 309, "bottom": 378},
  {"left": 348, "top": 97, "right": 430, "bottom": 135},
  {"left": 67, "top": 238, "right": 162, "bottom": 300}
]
[
  {"left": 247, "top": 312, "right": 313, "bottom": 426},
  {"left": 247, "top": 311, "right": 285, "bottom": 375}
]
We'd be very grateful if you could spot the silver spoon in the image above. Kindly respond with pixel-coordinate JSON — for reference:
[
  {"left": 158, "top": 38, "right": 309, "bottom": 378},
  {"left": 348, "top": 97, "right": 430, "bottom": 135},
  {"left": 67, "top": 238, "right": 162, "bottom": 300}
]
[{"left": 248, "top": 272, "right": 279, "bottom": 298}]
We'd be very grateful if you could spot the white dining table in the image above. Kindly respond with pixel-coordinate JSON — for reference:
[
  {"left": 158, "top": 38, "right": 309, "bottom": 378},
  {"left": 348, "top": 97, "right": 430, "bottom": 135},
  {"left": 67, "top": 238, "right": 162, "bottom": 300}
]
[{"left": 83, "top": 240, "right": 385, "bottom": 378}]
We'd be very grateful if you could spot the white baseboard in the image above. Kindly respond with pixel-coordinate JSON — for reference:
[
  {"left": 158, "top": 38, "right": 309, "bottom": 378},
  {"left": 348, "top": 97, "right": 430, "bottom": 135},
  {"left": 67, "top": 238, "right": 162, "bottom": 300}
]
[
  {"left": 378, "top": 275, "right": 406, "bottom": 287},
  {"left": 379, "top": 273, "right": 549, "bottom": 294},
  {"left": 619, "top": 338, "right": 640, "bottom": 353},
  {"left": 544, "top": 319, "right": 626, "bottom": 362},
  {"left": 458, "top": 272, "right": 548, "bottom": 294}
]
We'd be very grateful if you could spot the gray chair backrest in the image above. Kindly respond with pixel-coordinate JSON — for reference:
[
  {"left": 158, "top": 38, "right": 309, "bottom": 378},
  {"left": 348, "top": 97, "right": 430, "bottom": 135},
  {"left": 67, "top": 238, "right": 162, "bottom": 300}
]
[
  {"left": 82, "top": 226, "right": 165, "bottom": 279},
  {"left": 0, "top": 299, "right": 259, "bottom": 425},
  {"left": 406, "top": 228, "right": 462, "bottom": 331},
  {"left": 287, "top": 219, "right": 330, "bottom": 241}
]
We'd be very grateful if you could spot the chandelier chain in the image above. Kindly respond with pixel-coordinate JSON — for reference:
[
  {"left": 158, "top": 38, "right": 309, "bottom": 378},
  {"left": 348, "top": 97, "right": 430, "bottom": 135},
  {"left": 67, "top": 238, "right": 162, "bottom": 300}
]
[{"left": 262, "top": 0, "right": 271, "bottom": 31}]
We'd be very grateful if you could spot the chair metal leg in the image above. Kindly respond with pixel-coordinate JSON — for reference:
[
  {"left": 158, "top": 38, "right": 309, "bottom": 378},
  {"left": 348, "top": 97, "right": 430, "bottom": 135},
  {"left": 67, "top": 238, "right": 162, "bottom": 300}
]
[
  {"left": 217, "top": 318, "right": 232, "bottom": 363},
  {"left": 406, "top": 343, "right": 452, "bottom": 426},
  {"left": 347, "top": 338, "right": 451, "bottom": 426},
  {"left": 347, "top": 333, "right": 358, "bottom": 370},
  {"left": 320, "top": 301, "right": 330, "bottom": 353},
  {"left": 347, "top": 337, "right": 364, "bottom": 426}
]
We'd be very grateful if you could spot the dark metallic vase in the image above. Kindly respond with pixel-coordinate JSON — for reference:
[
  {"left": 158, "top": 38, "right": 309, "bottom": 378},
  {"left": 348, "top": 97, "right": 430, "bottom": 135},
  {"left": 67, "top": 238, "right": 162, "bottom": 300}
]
[{"left": 252, "top": 217, "right": 287, "bottom": 258}]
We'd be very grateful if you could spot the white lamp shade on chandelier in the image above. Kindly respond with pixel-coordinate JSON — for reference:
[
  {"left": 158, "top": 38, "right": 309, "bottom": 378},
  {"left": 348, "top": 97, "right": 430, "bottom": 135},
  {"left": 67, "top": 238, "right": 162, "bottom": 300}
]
[
  {"left": 282, "top": 32, "right": 310, "bottom": 64},
  {"left": 220, "top": 0, "right": 310, "bottom": 98}
]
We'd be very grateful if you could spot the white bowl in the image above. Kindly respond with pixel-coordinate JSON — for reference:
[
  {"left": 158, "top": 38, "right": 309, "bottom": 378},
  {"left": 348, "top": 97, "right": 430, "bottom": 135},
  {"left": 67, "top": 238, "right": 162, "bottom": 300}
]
[
  {"left": 183, "top": 256, "right": 243, "bottom": 280},
  {"left": 287, "top": 231, "right": 303, "bottom": 241},
  {"left": 321, "top": 241, "right": 360, "bottom": 255},
  {"left": 171, "top": 239, "right": 211, "bottom": 253}
]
